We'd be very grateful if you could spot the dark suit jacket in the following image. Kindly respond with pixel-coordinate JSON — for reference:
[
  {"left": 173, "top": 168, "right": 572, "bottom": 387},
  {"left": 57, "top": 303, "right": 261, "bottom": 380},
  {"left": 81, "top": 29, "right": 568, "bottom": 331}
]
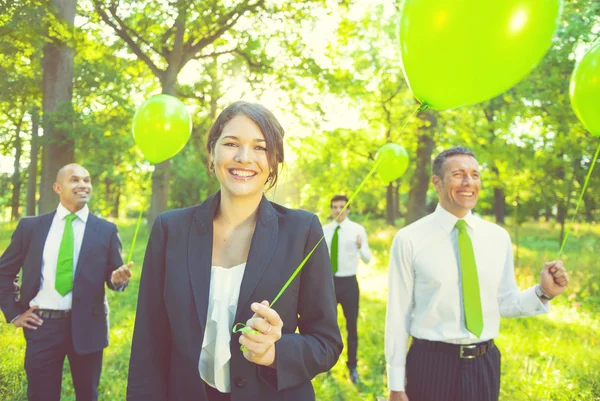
[
  {"left": 0, "top": 212, "right": 125, "bottom": 354},
  {"left": 127, "top": 193, "right": 343, "bottom": 401}
]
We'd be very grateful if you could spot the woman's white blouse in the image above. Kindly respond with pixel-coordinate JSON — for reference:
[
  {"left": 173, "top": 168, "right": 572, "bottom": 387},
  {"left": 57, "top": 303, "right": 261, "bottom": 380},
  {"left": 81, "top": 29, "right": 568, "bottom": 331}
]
[{"left": 199, "top": 262, "right": 247, "bottom": 393}]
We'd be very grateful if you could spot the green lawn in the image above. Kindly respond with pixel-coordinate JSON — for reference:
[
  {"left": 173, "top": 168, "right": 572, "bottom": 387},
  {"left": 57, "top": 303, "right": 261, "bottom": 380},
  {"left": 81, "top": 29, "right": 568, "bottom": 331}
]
[{"left": 0, "top": 218, "right": 599, "bottom": 401}]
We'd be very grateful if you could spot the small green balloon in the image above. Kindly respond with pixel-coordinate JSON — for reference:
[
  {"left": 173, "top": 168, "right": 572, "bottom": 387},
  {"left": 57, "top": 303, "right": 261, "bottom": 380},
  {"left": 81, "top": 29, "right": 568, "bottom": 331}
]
[
  {"left": 570, "top": 43, "right": 600, "bottom": 137},
  {"left": 399, "top": 0, "right": 562, "bottom": 110},
  {"left": 132, "top": 95, "right": 192, "bottom": 164},
  {"left": 376, "top": 144, "right": 409, "bottom": 183}
]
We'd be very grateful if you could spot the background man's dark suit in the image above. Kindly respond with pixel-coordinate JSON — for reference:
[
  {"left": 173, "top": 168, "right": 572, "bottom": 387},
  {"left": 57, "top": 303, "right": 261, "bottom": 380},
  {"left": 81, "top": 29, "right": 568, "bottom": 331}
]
[
  {"left": 0, "top": 212, "right": 125, "bottom": 400},
  {"left": 127, "top": 193, "right": 343, "bottom": 401}
]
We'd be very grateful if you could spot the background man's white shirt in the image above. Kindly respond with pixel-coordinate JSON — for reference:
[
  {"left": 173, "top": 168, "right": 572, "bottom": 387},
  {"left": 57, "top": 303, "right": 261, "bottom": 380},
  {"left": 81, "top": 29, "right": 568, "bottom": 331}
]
[{"left": 323, "top": 218, "right": 372, "bottom": 276}]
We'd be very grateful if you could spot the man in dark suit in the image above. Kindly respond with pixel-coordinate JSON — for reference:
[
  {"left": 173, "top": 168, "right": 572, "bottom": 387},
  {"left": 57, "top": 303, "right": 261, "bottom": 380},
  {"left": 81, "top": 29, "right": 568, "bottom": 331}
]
[{"left": 0, "top": 163, "right": 134, "bottom": 401}]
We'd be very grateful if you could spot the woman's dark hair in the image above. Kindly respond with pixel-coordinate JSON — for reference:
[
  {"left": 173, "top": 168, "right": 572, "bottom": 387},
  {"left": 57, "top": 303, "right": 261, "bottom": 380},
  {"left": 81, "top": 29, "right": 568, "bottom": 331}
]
[{"left": 206, "top": 101, "right": 285, "bottom": 190}]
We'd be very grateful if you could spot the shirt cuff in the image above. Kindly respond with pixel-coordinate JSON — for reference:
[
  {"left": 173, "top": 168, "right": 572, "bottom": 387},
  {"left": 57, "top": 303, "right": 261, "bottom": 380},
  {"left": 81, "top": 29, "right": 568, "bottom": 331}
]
[
  {"left": 523, "top": 286, "right": 551, "bottom": 314},
  {"left": 387, "top": 364, "right": 406, "bottom": 392},
  {"left": 10, "top": 314, "right": 21, "bottom": 323},
  {"left": 114, "top": 280, "right": 129, "bottom": 292}
]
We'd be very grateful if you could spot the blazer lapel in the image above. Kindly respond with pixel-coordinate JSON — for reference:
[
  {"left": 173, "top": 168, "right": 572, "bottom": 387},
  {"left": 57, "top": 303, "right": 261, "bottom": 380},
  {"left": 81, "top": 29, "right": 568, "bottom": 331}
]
[
  {"left": 28, "top": 213, "right": 55, "bottom": 287},
  {"left": 235, "top": 196, "right": 278, "bottom": 322},
  {"left": 188, "top": 193, "right": 219, "bottom": 331},
  {"left": 74, "top": 214, "right": 99, "bottom": 282}
]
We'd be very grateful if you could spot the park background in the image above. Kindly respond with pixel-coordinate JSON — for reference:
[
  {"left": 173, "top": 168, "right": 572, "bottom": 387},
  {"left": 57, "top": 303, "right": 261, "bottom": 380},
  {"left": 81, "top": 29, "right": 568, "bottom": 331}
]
[{"left": 0, "top": 0, "right": 599, "bottom": 400}]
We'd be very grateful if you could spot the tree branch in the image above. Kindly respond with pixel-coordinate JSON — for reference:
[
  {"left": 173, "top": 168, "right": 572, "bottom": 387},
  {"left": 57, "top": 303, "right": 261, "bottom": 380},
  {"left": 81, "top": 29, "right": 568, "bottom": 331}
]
[
  {"left": 193, "top": 49, "right": 236, "bottom": 60},
  {"left": 160, "top": 23, "right": 176, "bottom": 58},
  {"left": 183, "top": 0, "right": 265, "bottom": 64},
  {"left": 233, "top": 48, "right": 263, "bottom": 69},
  {"left": 110, "top": 11, "right": 168, "bottom": 59},
  {"left": 93, "top": 1, "right": 165, "bottom": 80}
]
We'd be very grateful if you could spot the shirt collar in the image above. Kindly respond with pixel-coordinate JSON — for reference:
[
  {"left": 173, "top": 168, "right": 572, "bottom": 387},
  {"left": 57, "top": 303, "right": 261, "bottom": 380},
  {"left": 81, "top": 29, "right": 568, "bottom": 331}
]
[
  {"left": 434, "top": 203, "right": 477, "bottom": 233},
  {"left": 56, "top": 203, "right": 89, "bottom": 223},
  {"left": 336, "top": 217, "right": 351, "bottom": 229}
]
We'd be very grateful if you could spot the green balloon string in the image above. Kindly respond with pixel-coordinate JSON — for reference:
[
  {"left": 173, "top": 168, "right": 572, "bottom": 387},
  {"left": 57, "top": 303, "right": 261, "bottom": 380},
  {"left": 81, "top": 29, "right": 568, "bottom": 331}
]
[
  {"left": 126, "top": 170, "right": 153, "bottom": 264},
  {"left": 127, "top": 209, "right": 143, "bottom": 264},
  {"left": 392, "top": 103, "right": 425, "bottom": 143},
  {"left": 232, "top": 323, "right": 260, "bottom": 352},
  {"left": 232, "top": 157, "right": 384, "bottom": 338},
  {"left": 558, "top": 140, "right": 600, "bottom": 256}
]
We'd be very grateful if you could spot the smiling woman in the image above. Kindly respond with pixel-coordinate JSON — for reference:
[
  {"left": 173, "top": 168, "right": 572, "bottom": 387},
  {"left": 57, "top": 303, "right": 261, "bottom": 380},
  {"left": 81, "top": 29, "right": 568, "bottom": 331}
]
[
  {"left": 127, "top": 101, "right": 342, "bottom": 401},
  {"left": 206, "top": 102, "right": 285, "bottom": 192}
]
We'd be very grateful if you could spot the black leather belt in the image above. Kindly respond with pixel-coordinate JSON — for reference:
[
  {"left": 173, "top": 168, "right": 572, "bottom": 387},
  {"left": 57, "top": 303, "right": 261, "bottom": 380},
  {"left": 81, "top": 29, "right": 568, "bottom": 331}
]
[
  {"left": 33, "top": 309, "right": 71, "bottom": 319},
  {"left": 412, "top": 338, "right": 495, "bottom": 359}
]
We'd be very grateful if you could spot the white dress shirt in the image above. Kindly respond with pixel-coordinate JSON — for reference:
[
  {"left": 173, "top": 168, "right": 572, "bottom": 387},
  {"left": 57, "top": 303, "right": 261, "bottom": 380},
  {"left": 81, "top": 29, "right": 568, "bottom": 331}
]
[
  {"left": 323, "top": 218, "right": 372, "bottom": 277},
  {"left": 30, "top": 203, "right": 89, "bottom": 311},
  {"left": 199, "top": 262, "right": 247, "bottom": 393},
  {"left": 385, "top": 204, "right": 549, "bottom": 391}
]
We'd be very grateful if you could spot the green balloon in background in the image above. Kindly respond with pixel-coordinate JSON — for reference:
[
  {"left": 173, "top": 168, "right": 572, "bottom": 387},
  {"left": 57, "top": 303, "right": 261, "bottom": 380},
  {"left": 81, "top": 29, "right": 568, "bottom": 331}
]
[
  {"left": 399, "top": 0, "right": 562, "bottom": 110},
  {"left": 570, "top": 43, "right": 600, "bottom": 137},
  {"left": 132, "top": 95, "right": 192, "bottom": 164},
  {"left": 376, "top": 144, "right": 409, "bottom": 183}
]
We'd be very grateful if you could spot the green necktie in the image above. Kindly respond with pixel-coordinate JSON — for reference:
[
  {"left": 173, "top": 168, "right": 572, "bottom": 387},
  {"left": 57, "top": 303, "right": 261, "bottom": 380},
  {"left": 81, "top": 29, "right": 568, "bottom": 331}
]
[
  {"left": 331, "top": 225, "right": 341, "bottom": 274},
  {"left": 455, "top": 219, "right": 484, "bottom": 338},
  {"left": 55, "top": 213, "right": 78, "bottom": 296}
]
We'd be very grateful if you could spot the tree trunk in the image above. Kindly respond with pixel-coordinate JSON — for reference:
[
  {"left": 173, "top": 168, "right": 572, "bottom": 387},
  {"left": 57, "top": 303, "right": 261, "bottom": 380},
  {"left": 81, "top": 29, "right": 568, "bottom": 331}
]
[
  {"left": 148, "top": 67, "right": 178, "bottom": 225},
  {"left": 558, "top": 159, "right": 577, "bottom": 246},
  {"left": 394, "top": 180, "right": 401, "bottom": 218},
  {"left": 386, "top": 183, "right": 395, "bottom": 224},
  {"left": 105, "top": 176, "right": 111, "bottom": 204},
  {"left": 514, "top": 194, "right": 520, "bottom": 269},
  {"left": 112, "top": 184, "right": 120, "bottom": 218},
  {"left": 27, "top": 107, "right": 40, "bottom": 216},
  {"left": 492, "top": 166, "right": 505, "bottom": 224},
  {"left": 11, "top": 118, "right": 24, "bottom": 221},
  {"left": 147, "top": 6, "right": 186, "bottom": 225},
  {"left": 544, "top": 207, "right": 552, "bottom": 222},
  {"left": 406, "top": 112, "right": 437, "bottom": 225},
  {"left": 38, "top": 0, "right": 77, "bottom": 214}
]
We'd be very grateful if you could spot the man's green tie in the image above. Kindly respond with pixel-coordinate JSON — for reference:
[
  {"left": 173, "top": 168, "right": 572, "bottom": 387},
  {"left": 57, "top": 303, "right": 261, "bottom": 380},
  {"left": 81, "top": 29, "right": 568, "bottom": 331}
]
[
  {"left": 55, "top": 213, "right": 78, "bottom": 296},
  {"left": 331, "top": 225, "right": 341, "bottom": 274},
  {"left": 455, "top": 219, "right": 484, "bottom": 337}
]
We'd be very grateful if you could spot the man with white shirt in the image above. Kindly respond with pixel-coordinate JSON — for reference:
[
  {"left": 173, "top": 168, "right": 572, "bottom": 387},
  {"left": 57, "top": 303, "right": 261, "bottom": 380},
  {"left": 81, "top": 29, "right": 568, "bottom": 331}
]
[
  {"left": 385, "top": 147, "right": 569, "bottom": 401},
  {"left": 323, "top": 195, "right": 372, "bottom": 384},
  {"left": 0, "top": 163, "right": 133, "bottom": 401}
]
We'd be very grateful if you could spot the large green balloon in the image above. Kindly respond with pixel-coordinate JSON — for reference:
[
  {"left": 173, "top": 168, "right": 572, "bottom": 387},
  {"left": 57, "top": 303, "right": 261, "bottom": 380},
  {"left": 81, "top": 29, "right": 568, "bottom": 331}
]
[
  {"left": 132, "top": 95, "right": 192, "bottom": 164},
  {"left": 376, "top": 144, "right": 409, "bottom": 183},
  {"left": 570, "top": 43, "right": 600, "bottom": 137},
  {"left": 399, "top": 0, "right": 562, "bottom": 110}
]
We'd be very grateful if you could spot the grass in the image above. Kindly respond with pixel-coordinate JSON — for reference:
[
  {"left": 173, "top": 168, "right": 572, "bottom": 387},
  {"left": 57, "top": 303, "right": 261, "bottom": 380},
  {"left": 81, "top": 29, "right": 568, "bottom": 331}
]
[{"left": 0, "top": 217, "right": 599, "bottom": 401}]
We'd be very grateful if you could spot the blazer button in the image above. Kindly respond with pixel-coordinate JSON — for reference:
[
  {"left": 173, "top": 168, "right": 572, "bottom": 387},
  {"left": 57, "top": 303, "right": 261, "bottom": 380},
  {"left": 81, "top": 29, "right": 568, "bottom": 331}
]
[{"left": 234, "top": 376, "right": 247, "bottom": 388}]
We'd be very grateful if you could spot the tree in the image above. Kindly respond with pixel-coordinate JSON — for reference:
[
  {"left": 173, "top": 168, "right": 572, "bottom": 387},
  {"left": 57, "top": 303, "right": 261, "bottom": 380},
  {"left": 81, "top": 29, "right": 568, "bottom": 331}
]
[{"left": 38, "top": 0, "right": 78, "bottom": 213}]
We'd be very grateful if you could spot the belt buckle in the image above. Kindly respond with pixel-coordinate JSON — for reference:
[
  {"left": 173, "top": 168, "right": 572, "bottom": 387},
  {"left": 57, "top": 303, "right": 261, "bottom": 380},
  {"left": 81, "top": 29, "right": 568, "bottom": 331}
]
[{"left": 460, "top": 345, "right": 477, "bottom": 359}]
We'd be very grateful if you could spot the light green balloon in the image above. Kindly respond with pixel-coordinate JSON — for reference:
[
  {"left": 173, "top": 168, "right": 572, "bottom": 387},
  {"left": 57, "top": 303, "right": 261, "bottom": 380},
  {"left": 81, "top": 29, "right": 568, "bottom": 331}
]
[
  {"left": 570, "top": 43, "right": 600, "bottom": 137},
  {"left": 376, "top": 144, "right": 409, "bottom": 183},
  {"left": 132, "top": 95, "right": 192, "bottom": 164},
  {"left": 399, "top": 0, "right": 562, "bottom": 110}
]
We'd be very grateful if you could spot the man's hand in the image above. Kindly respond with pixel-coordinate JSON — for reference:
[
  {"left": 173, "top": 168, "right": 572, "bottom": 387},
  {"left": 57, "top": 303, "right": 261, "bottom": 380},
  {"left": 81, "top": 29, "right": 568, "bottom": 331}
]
[
  {"left": 13, "top": 306, "right": 43, "bottom": 330},
  {"left": 540, "top": 260, "right": 569, "bottom": 297},
  {"left": 389, "top": 390, "right": 409, "bottom": 401},
  {"left": 111, "top": 262, "right": 134, "bottom": 287},
  {"left": 356, "top": 234, "right": 362, "bottom": 249},
  {"left": 239, "top": 300, "right": 283, "bottom": 367}
]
